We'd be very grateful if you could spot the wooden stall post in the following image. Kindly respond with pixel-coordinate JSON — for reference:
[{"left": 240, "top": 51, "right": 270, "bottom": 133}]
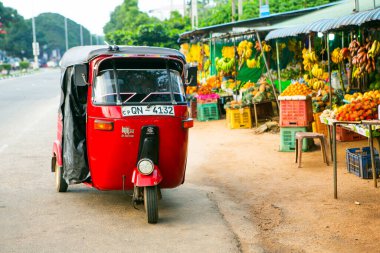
[
  {"left": 255, "top": 30, "right": 279, "bottom": 110},
  {"left": 275, "top": 40, "right": 282, "bottom": 94},
  {"left": 326, "top": 33, "right": 333, "bottom": 112},
  {"left": 333, "top": 122, "right": 338, "bottom": 199},
  {"left": 368, "top": 125, "right": 378, "bottom": 188}
]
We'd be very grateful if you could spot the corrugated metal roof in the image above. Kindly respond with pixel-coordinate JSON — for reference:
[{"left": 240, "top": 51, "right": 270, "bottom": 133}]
[
  {"left": 265, "top": 25, "right": 305, "bottom": 40},
  {"left": 265, "top": 7, "right": 380, "bottom": 40},
  {"left": 330, "top": 7, "right": 380, "bottom": 29},
  {"left": 301, "top": 19, "right": 337, "bottom": 33}
]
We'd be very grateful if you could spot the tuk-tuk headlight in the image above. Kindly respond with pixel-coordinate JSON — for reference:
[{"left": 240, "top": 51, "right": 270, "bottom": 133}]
[{"left": 137, "top": 158, "right": 154, "bottom": 175}]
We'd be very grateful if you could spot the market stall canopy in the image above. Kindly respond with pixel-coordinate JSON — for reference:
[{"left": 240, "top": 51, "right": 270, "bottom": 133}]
[
  {"left": 264, "top": 0, "right": 378, "bottom": 40},
  {"left": 265, "top": 19, "right": 336, "bottom": 40},
  {"left": 329, "top": 7, "right": 380, "bottom": 30}
]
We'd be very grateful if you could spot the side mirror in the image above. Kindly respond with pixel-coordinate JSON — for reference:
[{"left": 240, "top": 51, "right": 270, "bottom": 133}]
[
  {"left": 74, "top": 64, "right": 88, "bottom": 86},
  {"left": 185, "top": 64, "right": 197, "bottom": 87}
]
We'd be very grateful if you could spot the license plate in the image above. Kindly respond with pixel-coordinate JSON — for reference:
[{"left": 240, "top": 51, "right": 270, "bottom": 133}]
[{"left": 122, "top": 105, "right": 175, "bottom": 116}]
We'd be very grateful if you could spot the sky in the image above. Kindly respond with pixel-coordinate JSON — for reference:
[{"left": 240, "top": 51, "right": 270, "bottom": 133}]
[{"left": 1, "top": 0, "right": 185, "bottom": 35}]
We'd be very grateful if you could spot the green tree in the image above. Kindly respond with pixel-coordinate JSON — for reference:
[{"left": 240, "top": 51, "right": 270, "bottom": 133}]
[
  {"left": 198, "top": 0, "right": 340, "bottom": 27},
  {"left": 0, "top": 3, "right": 97, "bottom": 58},
  {"left": 104, "top": 0, "right": 190, "bottom": 49},
  {"left": 0, "top": 3, "right": 30, "bottom": 57}
]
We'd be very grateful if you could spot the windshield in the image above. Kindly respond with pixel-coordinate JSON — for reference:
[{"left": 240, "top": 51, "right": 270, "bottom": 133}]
[{"left": 93, "top": 69, "right": 186, "bottom": 105}]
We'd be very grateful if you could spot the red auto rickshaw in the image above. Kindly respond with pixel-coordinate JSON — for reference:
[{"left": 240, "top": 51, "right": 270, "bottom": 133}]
[{"left": 51, "top": 45, "right": 194, "bottom": 223}]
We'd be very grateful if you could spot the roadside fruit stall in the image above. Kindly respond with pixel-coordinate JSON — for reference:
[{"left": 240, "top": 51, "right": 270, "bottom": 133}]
[
  {"left": 181, "top": 31, "right": 280, "bottom": 127},
  {"left": 263, "top": 6, "right": 380, "bottom": 198}
]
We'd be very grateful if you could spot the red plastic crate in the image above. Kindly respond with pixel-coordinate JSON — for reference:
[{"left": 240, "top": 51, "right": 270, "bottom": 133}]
[
  {"left": 336, "top": 125, "right": 366, "bottom": 142},
  {"left": 279, "top": 96, "right": 313, "bottom": 127}
]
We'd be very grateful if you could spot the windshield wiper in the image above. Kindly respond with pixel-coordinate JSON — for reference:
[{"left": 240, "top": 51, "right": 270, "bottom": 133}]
[
  {"left": 112, "top": 60, "right": 122, "bottom": 105},
  {"left": 165, "top": 60, "right": 177, "bottom": 105}
]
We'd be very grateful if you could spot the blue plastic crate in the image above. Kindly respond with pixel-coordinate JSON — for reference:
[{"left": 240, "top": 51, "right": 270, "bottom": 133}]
[{"left": 346, "top": 147, "right": 380, "bottom": 179}]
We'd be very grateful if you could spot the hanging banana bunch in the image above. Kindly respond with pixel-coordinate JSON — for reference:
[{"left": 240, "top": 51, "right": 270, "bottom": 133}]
[
  {"left": 331, "top": 47, "right": 344, "bottom": 64},
  {"left": 237, "top": 40, "right": 253, "bottom": 70},
  {"left": 302, "top": 48, "right": 318, "bottom": 71},
  {"left": 222, "top": 46, "right": 235, "bottom": 59}
]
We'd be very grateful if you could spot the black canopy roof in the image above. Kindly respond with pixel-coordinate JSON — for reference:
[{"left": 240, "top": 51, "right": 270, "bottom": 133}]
[{"left": 60, "top": 45, "right": 186, "bottom": 69}]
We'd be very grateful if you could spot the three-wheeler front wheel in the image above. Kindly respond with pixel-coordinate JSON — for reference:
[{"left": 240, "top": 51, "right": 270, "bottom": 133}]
[
  {"left": 55, "top": 163, "right": 68, "bottom": 192},
  {"left": 144, "top": 186, "right": 158, "bottom": 224}
]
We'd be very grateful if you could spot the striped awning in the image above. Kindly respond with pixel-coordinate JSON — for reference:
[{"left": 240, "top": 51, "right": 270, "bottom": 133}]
[
  {"left": 329, "top": 7, "right": 380, "bottom": 29},
  {"left": 264, "top": 19, "right": 335, "bottom": 40},
  {"left": 265, "top": 8, "right": 380, "bottom": 40},
  {"left": 265, "top": 25, "right": 307, "bottom": 40},
  {"left": 300, "top": 19, "right": 337, "bottom": 33}
]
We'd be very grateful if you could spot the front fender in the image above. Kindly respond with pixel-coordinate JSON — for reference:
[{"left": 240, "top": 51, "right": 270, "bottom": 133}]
[
  {"left": 132, "top": 165, "right": 163, "bottom": 187},
  {"left": 52, "top": 140, "right": 62, "bottom": 166}
]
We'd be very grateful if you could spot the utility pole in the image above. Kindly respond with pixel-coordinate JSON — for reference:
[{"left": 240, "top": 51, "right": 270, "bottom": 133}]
[
  {"left": 231, "top": 0, "right": 236, "bottom": 22},
  {"left": 191, "top": 0, "right": 198, "bottom": 29},
  {"left": 64, "top": 17, "right": 68, "bottom": 51},
  {"left": 32, "top": 16, "right": 39, "bottom": 69},
  {"left": 80, "top": 25, "right": 83, "bottom": 46},
  {"left": 238, "top": 0, "right": 243, "bottom": 20},
  {"left": 183, "top": 0, "right": 186, "bottom": 17}
]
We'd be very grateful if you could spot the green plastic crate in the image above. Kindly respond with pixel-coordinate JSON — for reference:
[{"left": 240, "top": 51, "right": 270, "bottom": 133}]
[
  {"left": 280, "top": 127, "right": 313, "bottom": 152},
  {"left": 197, "top": 103, "right": 219, "bottom": 121}
]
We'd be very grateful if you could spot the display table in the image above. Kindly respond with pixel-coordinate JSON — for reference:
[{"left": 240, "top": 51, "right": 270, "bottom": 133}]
[{"left": 320, "top": 116, "right": 380, "bottom": 198}]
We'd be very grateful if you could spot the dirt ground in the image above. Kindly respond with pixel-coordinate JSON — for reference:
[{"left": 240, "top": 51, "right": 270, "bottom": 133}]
[{"left": 186, "top": 118, "right": 380, "bottom": 253}]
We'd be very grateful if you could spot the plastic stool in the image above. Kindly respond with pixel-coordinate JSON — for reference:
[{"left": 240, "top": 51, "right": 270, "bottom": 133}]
[{"left": 295, "top": 132, "right": 329, "bottom": 168}]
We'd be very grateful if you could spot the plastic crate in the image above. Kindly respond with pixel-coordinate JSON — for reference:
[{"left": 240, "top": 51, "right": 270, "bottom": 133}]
[
  {"left": 336, "top": 125, "right": 366, "bottom": 142},
  {"left": 279, "top": 96, "right": 313, "bottom": 127},
  {"left": 346, "top": 147, "right": 380, "bottom": 179},
  {"left": 313, "top": 112, "right": 329, "bottom": 137},
  {"left": 226, "top": 107, "right": 252, "bottom": 129},
  {"left": 196, "top": 94, "right": 220, "bottom": 104},
  {"left": 197, "top": 103, "right": 219, "bottom": 121},
  {"left": 280, "top": 126, "right": 313, "bottom": 152}
]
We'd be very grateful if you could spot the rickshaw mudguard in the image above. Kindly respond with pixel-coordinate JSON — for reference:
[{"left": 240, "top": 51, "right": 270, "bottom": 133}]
[
  {"left": 52, "top": 140, "right": 63, "bottom": 166},
  {"left": 132, "top": 165, "right": 163, "bottom": 187}
]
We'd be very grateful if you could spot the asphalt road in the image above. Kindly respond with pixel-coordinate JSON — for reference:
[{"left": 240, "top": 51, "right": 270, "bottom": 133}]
[{"left": 0, "top": 70, "right": 240, "bottom": 253}]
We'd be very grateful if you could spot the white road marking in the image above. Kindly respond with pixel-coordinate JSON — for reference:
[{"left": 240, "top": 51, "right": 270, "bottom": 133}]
[{"left": 0, "top": 144, "right": 8, "bottom": 153}]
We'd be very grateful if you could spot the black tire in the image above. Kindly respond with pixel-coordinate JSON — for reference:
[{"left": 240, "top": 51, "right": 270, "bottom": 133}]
[
  {"left": 144, "top": 186, "right": 158, "bottom": 224},
  {"left": 55, "top": 163, "right": 68, "bottom": 192}
]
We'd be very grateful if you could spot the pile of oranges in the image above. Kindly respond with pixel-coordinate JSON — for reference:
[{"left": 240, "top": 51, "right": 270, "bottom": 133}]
[
  {"left": 335, "top": 98, "right": 380, "bottom": 121},
  {"left": 280, "top": 82, "right": 312, "bottom": 96},
  {"left": 204, "top": 76, "right": 221, "bottom": 89},
  {"left": 197, "top": 84, "right": 213, "bottom": 95}
]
